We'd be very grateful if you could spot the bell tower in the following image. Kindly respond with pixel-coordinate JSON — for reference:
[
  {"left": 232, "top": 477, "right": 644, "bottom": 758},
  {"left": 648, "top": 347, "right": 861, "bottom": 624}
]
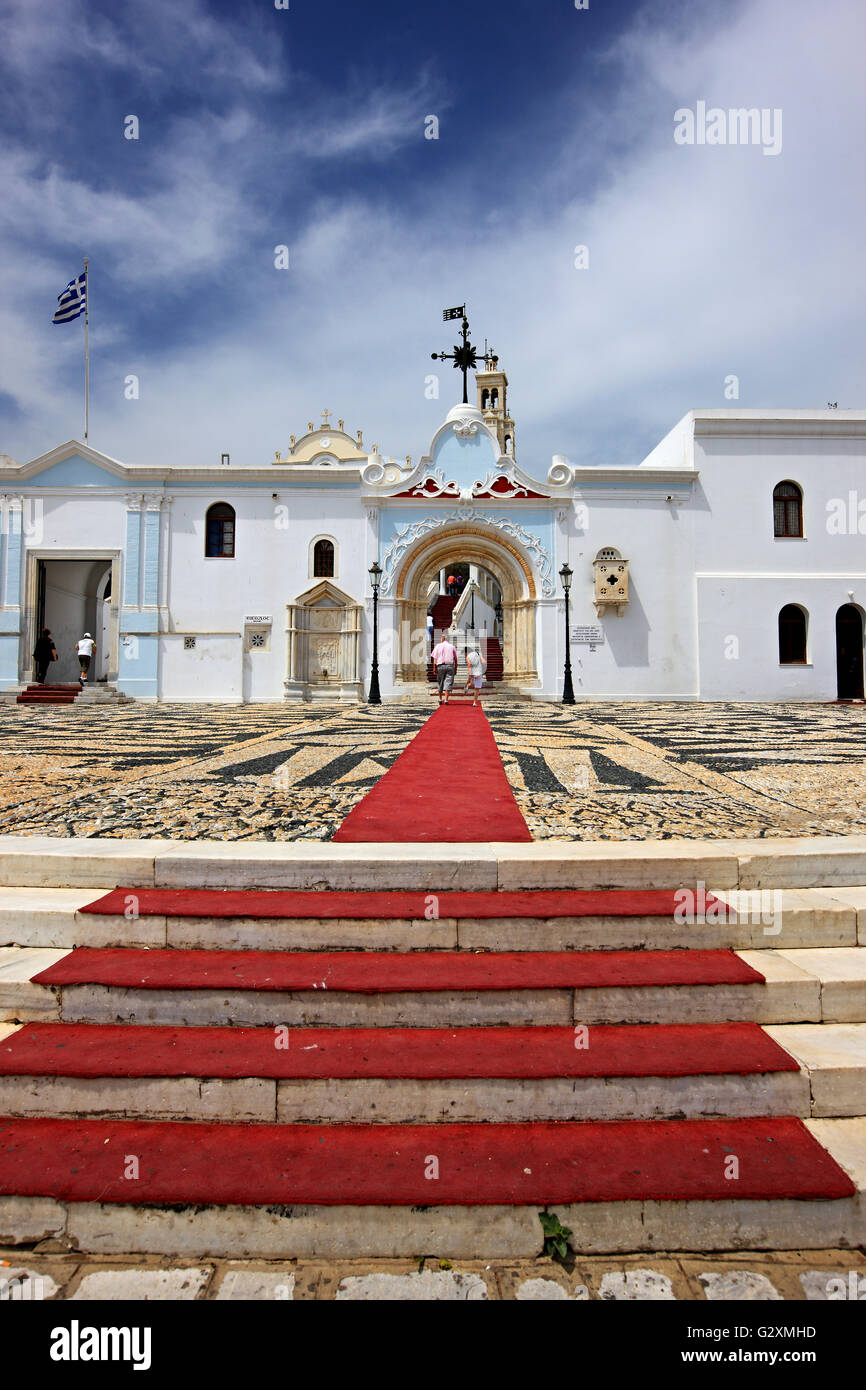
[{"left": 475, "top": 353, "right": 516, "bottom": 457}]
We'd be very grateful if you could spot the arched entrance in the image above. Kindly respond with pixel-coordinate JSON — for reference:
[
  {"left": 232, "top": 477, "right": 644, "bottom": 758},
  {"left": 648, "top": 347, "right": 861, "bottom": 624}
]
[
  {"left": 836, "top": 604, "right": 864, "bottom": 700},
  {"left": 394, "top": 525, "right": 538, "bottom": 686}
]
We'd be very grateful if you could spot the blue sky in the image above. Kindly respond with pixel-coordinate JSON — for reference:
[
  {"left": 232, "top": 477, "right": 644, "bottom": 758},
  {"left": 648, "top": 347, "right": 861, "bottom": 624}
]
[{"left": 1, "top": 0, "right": 863, "bottom": 473}]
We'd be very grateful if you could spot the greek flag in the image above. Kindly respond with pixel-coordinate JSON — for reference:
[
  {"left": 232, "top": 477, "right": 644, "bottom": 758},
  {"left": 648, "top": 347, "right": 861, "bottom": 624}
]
[{"left": 52, "top": 270, "right": 87, "bottom": 323}]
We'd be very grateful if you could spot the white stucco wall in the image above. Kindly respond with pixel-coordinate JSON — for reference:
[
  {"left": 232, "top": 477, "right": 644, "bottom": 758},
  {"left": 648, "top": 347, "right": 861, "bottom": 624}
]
[
  {"left": 693, "top": 419, "right": 866, "bottom": 699},
  {"left": 3, "top": 410, "right": 864, "bottom": 703},
  {"left": 561, "top": 493, "right": 699, "bottom": 699}
]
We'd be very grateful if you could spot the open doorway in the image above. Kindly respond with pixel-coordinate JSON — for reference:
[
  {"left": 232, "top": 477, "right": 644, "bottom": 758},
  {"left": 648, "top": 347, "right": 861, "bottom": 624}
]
[
  {"left": 34, "top": 557, "right": 115, "bottom": 685},
  {"left": 836, "top": 604, "right": 864, "bottom": 700}
]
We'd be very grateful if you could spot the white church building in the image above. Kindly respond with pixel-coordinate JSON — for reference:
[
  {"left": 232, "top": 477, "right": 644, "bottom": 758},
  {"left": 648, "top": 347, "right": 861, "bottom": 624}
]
[{"left": 1, "top": 359, "right": 864, "bottom": 704}]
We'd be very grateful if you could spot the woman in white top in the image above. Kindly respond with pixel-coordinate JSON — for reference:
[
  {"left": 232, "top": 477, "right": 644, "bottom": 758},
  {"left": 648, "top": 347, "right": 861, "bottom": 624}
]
[{"left": 465, "top": 647, "right": 486, "bottom": 707}]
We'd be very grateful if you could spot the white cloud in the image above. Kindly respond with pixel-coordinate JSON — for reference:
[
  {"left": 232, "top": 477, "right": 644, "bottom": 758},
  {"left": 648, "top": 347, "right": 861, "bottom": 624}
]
[{"left": 1, "top": 0, "right": 864, "bottom": 474}]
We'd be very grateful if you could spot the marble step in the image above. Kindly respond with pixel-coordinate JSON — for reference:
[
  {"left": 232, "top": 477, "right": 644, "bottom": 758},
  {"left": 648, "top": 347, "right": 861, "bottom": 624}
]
[
  {"left": 0, "top": 1116, "right": 861, "bottom": 1258},
  {"left": 2, "top": 883, "right": 865, "bottom": 953},
  {"left": 4, "top": 834, "right": 866, "bottom": 892},
  {"left": 0, "top": 1020, "right": 809, "bottom": 1124},
  {"left": 2, "top": 945, "right": 866, "bottom": 1027}
]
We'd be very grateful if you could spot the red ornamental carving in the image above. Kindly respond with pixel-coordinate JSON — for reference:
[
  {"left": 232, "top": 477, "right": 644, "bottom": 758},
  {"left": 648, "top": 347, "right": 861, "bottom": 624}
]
[
  {"left": 473, "top": 474, "right": 546, "bottom": 499},
  {"left": 392, "top": 472, "right": 548, "bottom": 501},
  {"left": 394, "top": 477, "right": 461, "bottom": 499}
]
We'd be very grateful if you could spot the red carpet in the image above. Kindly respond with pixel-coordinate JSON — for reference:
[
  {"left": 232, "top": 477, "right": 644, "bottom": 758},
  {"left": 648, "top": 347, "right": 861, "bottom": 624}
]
[
  {"left": 333, "top": 704, "right": 532, "bottom": 842},
  {"left": 0, "top": 1021, "right": 796, "bottom": 1079},
  {"left": 0, "top": 1115, "right": 852, "bottom": 1204},
  {"left": 31, "top": 947, "right": 763, "bottom": 992},
  {"left": 80, "top": 887, "right": 726, "bottom": 920}
]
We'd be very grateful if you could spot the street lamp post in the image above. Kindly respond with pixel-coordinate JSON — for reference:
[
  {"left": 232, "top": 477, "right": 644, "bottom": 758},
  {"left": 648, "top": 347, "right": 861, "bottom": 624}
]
[
  {"left": 559, "top": 562, "right": 575, "bottom": 705},
  {"left": 368, "top": 561, "right": 382, "bottom": 705}
]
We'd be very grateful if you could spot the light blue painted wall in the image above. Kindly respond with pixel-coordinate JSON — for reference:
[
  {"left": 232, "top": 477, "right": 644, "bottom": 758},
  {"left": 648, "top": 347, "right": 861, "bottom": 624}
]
[
  {"left": 0, "top": 634, "right": 19, "bottom": 687},
  {"left": 4, "top": 506, "right": 22, "bottom": 606},
  {"left": 23, "top": 457, "right": 118, "bottom": 488},
  {"left": 431, "top": 428, "right": 498, "bottom": 487},
  {"left": 143, "top": 509, "right": 160, "bottom": 606},
  {"left": 117, "top": 632, "right": 158, "bottom": 698},
  {"left": 123, "top": 509, "right": 141, "bottom": 606}
]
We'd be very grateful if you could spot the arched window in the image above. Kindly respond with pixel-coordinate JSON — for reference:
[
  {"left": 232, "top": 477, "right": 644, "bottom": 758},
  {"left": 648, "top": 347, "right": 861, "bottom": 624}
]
[
  {"left": 205, "top": 503, "right": 235, "bottom": 558},
  {"left": 779, "top": 604, "right": 807, "bottom": 664},
  {"left": 480, "top": 389, "right": 489, "bottom": 409},
  {"left": 774, "top": 481, "right": 803, "bottom": 538},
  {"left": 313, "top": 538, "right": 335, "bottom": 577},
  {"left": 490, "top": 387, "right": 499, "bottom": 408}
]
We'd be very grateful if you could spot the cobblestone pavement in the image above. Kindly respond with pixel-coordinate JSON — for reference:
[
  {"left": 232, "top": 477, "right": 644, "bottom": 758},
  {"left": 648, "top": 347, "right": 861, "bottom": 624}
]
[
  {"left": 1, "top": 699, "right": 865, "bottom": 841},
  {"left": 2, "top": 1247, "right": 864, "bottom": 1300}
]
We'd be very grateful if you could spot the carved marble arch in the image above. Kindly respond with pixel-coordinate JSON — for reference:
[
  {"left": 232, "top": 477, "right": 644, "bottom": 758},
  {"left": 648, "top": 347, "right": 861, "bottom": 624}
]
[{"left": 393, "top": 526, "right": 539, "bottom": 686}]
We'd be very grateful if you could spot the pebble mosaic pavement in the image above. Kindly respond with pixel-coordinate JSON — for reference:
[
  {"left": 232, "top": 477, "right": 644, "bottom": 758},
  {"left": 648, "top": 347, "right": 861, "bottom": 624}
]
[
  {"left": 2, "top": 698, "right": 866, "bottom": 841},
  {"left": 3, "top": 1248, "right": 864, "bottom": 1300}
]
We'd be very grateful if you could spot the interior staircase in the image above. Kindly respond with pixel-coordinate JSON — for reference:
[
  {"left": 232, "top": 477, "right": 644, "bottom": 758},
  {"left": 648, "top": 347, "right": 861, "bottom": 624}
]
[
  {"left": 430, "top": 594, "right": 457, "bottom": 633},
  {"left": 0, "top": 835, "right": 863, "bottom": 1260}
]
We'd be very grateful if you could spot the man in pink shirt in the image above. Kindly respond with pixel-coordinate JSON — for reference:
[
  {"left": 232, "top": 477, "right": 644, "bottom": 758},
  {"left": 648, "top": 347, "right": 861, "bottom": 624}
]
[{"left": 430, "top": 634, "right": 459, "bottom": 705}]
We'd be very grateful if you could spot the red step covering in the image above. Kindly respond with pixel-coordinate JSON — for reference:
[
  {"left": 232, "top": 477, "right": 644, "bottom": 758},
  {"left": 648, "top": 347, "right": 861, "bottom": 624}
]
[
  {"left": 333, "top": 704, "right": 532, "bottom": 842},
  {"left": 79, "top": 886, "right": 727, "bottom": 921},
  {"left": 0, "top": 1021, "right": 797, "bottom": 1079},
  {"left": 30, "top": 947, "right": 763, "bottom": 992},
  {"left": 0, "top": 1115, "right": 853, "bottom": 1204},
  {"left": 430, "top": 595, "right": 456, "bottom": 632},
  {"left": 17, "top": 694, "right": 77, "bottom": 703}
]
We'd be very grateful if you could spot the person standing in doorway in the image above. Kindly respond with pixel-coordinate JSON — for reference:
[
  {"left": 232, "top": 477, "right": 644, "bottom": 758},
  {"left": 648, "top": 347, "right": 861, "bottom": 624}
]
[
  {"left": 33, "top": 628, "right": 58, "bottom": 685},
  {"left": 431, "top": 633, "right": 458, "bottom": 705},
  {"left": 76, "top": 631, "right": 96, "bottom": 686},
  {"left": 465, "top": 646, "right": 486, "bottom": 707}
]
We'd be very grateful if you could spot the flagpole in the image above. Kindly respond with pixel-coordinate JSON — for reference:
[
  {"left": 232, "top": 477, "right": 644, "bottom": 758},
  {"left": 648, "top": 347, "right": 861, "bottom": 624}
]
[{"left": 83, "top": 258, "right": 89, "bottom": 442}]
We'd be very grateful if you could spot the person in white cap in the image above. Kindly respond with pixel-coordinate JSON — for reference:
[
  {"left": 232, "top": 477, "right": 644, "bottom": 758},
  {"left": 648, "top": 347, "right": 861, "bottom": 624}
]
[{"left": 76, "top": 631, "right": 96, "bottom": 685}]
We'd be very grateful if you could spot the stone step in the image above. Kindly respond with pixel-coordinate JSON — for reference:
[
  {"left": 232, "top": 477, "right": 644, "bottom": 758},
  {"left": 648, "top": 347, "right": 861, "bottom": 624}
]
[
  {"left": 2, "top": 884, "right": 864, "bottom": 952},
  {"left": 3, "top": 833, "right": 866, "bottom": 892},
  {"left": 3, "top": 944, "right": 865, "bottom": 1027},
  {"left": 765, "top": 1024, "right": 866, "bottom": 1117},
  {"left": 0, "top": 1021, "right": 809, "bottom": 1124},
  {"left": 0, "top": 1115, "right": 860, "bottom": 1258}
]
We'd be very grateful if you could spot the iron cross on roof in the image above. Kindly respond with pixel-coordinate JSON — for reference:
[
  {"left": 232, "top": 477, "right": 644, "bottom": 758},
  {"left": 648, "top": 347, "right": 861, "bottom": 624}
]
[{"left": 432, "top": 306, "right": 493, "bottom": 405}]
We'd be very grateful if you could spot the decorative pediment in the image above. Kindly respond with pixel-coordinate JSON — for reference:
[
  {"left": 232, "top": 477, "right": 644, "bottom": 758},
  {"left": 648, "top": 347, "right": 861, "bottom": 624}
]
[
  {"left": 388, "top": 460, "right": 555, "bottom": 501},
  {"left": 292, "top": 579, "right": 359, "bottom": 610},
  {"left": 6, "top": 440, "right": 133, "bottom": 485}
]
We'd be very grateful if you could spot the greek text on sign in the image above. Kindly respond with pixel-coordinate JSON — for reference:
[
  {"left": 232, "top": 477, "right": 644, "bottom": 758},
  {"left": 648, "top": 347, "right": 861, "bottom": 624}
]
[
  {"left": 572, "top": 625, "right": 604, "bottom": 644},
  {"left": 244, "top": 614, "right": 272, "bottom": 626}
]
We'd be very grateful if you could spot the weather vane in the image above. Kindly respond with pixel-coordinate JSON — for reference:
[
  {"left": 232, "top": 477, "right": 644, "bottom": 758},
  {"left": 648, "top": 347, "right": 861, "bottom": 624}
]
[{"left": 432, "top": 306, "right": 493, "bottom": 405}]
